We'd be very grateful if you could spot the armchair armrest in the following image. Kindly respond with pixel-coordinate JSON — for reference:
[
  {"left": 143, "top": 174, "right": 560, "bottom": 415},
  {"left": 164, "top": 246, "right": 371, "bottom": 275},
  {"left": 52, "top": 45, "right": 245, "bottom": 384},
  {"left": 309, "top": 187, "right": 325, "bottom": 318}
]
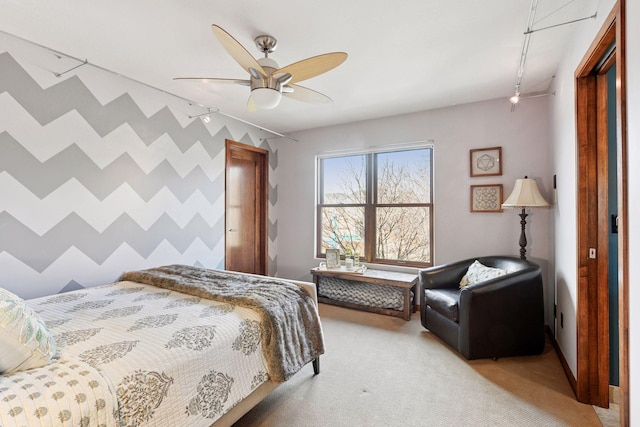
[{"left": 458, "top": 266, "right": 545, "bottom": 359}]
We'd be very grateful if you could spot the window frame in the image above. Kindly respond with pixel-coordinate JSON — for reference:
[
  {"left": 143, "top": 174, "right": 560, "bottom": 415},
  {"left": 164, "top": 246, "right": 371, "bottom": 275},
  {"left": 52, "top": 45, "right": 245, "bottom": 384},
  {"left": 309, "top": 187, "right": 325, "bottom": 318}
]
[{"left": 316, "top": 145, "right": 434, "bottom": 268}]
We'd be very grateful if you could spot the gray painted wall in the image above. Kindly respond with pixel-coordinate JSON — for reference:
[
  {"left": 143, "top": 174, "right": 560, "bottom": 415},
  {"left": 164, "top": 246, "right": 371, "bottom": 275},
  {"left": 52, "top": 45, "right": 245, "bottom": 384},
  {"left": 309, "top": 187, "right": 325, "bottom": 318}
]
[
  {"left": 0, "top": 34, "right": 279, "bottom": 299},
  {"left": 275, "top": 96, "right": 553, "bottom": 325}
]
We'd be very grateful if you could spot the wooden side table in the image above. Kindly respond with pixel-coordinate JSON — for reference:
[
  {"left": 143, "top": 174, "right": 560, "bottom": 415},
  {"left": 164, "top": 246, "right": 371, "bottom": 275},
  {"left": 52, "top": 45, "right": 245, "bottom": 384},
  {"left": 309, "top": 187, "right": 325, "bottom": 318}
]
[{"left": 310, "top": 267, "right": 418, "bottom": 320}]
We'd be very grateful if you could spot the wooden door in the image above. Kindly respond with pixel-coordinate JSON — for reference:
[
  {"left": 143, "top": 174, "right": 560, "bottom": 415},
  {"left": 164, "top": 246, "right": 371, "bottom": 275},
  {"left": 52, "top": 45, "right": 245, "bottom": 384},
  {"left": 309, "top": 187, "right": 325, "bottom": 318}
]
[
  {"left": 225, "top": 140, "right": 268, "bottom": 275},
  {"left": 574, "top": 3, "right": 629, "bottom": 423}
]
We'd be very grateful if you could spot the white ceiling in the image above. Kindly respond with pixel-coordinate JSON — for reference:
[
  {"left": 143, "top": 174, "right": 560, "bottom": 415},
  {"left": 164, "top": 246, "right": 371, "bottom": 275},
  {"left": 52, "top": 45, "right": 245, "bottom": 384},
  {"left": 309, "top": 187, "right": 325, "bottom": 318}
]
[{"left": 0, "top": 0, "right": 598, "bottom": 135}]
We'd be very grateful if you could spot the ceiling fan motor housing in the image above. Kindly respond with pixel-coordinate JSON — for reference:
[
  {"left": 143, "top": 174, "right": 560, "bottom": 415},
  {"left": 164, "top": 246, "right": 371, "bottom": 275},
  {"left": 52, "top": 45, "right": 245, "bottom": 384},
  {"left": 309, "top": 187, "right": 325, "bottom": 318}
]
[{"left": 250, "top": 57, "right": 289, "bottom": 93}]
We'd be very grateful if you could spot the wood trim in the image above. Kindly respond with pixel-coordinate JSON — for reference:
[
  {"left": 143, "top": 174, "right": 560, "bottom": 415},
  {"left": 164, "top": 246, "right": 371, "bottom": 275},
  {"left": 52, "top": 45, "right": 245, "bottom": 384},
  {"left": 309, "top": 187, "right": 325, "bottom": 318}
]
[
  {"left": 615, "top": 0, "right": 629, "bottom": 424},
  {"left": 225, "top": 140, "right": 269, "bottom": 275},
  {"left": 575, "top": 74, "right": 604, "bottom": 404},
  {"left": 226, "top": 139, "right": 270, "bottom": 156},
  {"left": 575, "top": 7, "right": 617, "bottom": 77},
  {"left": 573, "top": 4, "right": 629, "bottom": 423},
  {"left": 595, "top": 73, "right": 611, "bottom": 406}
]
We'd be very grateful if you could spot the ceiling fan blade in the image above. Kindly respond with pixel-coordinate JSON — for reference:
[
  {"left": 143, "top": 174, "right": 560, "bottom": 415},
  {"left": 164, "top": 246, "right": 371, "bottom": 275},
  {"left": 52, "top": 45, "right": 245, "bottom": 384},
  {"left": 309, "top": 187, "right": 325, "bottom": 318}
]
[
  {"left": 283, "top": 84, "right": 333, "bottom": 104},
  {"left": 211, "top": 24, "right": 267, "bottom": 77},
  {"left": 173, "top": 77, "right": 251, "bottom": 86},
  {"left": 275, "top": 52, "right": 347, "bottom": 84}
]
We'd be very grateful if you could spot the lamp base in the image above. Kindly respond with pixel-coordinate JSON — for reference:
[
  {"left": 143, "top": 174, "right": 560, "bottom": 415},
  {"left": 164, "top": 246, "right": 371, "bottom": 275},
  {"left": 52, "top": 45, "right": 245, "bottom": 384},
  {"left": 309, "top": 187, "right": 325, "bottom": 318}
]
[{"left": 518, "top": 208, "right": 528, "bottom": 260}]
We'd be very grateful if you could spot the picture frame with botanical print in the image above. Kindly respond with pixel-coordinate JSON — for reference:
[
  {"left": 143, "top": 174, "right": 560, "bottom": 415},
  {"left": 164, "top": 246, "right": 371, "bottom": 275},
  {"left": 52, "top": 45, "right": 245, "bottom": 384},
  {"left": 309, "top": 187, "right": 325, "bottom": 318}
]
[
  {"left": 325, "top": 248, "right": 341, "bottom": 269},
  {"left": 470, "top": 184, "right": 503, "bottom": 213},
  {"left": 470, "top": 146, "right": 502, "bottom": 177}
]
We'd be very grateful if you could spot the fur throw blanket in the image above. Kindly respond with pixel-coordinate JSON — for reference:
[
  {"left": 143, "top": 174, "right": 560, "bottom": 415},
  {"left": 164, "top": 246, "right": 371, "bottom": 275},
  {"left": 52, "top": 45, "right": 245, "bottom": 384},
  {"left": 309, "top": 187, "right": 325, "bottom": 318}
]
[{"left": 118, "top": 265, "right": 324, "bottom": 382}]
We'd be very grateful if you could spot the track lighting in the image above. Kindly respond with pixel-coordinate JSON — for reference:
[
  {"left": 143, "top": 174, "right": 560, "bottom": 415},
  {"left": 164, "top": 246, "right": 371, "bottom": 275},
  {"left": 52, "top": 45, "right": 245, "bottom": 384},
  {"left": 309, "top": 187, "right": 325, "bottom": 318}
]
[
  {"left": 509, "top": 0, "right": 596, "bottom": 110},
  {"left": 509, "top": 91, "right": 555, "bottom": 107}
]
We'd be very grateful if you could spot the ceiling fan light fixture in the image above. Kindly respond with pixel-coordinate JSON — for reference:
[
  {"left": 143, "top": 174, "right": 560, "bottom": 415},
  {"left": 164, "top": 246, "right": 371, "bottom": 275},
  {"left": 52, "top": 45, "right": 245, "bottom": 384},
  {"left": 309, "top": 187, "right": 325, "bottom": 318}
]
[{"left": 251, "top": 87, "right": 282, "bottom": 109}]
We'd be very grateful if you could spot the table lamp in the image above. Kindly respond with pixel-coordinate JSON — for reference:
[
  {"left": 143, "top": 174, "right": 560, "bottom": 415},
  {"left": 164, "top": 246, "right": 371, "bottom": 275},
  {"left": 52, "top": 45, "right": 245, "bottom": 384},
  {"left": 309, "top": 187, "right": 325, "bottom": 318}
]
[{"left": 501, "top": 176, "right": 550, "bottom": 259}]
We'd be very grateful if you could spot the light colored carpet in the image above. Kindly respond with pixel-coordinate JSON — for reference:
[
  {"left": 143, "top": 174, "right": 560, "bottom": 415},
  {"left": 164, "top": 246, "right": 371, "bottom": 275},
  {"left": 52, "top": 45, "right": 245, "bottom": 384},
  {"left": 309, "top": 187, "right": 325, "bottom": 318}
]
[{"left": 234, "top": 304, "right": 603, "bottom": 426}]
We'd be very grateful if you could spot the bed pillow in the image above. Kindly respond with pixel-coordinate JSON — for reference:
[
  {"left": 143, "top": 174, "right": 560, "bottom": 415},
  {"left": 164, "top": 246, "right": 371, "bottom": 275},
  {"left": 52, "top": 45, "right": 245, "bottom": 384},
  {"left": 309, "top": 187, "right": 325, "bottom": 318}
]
[
  {"left": 459, "top": 260, "right": 507, "bottom": 288},
  {"left": 0, "top": 287, "right": 57, "bottom": 374}
]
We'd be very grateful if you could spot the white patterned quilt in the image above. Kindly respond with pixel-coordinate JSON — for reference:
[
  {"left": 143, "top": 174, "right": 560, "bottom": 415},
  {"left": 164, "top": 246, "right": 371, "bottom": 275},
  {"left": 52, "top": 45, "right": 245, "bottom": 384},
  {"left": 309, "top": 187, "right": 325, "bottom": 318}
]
[{"left": 0, "top": 280, "right": 274, "bottom": 427}]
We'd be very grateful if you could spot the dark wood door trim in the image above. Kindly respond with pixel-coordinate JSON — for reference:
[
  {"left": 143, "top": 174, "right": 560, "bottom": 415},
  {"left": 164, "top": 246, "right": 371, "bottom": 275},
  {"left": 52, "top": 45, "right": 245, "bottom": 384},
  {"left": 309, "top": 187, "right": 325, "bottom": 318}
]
[
  {"left": 575, "top": 73, "right": 606, "bottom": 405},
  {"left": 574, "top": 2, "right": 629, "bottom": 424},
  {"left": 225, "top": 140, "right": 269, "bottom": 275},
  {"left": 615, "top": 1, "right": 629, "bottom": 424}
]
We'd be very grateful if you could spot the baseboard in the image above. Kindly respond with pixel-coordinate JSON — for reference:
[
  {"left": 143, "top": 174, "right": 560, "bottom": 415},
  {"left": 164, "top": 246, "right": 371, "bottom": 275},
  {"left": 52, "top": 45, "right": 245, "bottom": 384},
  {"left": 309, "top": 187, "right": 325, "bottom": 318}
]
[
  {"left": 546, "top": 326, "right": 621, "bottom": 410},
  {"left": 545, "top": 325, "right": 578, "bottom": 397}
]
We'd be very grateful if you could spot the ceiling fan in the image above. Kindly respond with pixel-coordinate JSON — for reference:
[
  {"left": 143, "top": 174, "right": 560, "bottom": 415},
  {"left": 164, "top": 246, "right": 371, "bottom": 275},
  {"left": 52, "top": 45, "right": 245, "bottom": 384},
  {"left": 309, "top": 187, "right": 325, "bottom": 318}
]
[{"left": 175, "top": 25, "right": 348, "bottom": 111}]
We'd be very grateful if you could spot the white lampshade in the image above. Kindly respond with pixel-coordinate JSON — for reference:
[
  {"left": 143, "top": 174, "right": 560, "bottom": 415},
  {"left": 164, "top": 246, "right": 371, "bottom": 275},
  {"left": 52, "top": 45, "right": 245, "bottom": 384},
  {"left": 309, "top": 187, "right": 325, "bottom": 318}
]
[
  {"left": 502, "top": 178, "right": 550, "bottom": 208},
  {"left": 251, "top": 88, "right": 282, "bottom": 109}
]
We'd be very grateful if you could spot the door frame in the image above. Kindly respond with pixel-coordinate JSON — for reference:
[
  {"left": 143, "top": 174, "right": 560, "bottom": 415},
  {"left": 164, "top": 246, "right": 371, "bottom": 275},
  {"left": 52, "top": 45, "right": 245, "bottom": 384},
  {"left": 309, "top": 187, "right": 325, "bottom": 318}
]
[
  {"left": 225, "top": 139, "right": 269, "bottom": 275},
  {"left": 574, "top": 2, "right": 629, "bottom": 424}
]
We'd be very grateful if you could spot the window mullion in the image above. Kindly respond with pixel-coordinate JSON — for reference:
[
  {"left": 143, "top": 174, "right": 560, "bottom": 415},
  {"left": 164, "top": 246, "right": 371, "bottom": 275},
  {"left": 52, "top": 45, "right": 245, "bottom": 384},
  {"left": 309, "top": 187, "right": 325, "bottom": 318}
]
[{"left": 365, "top": 153, "right": 376, "bottom": 262}]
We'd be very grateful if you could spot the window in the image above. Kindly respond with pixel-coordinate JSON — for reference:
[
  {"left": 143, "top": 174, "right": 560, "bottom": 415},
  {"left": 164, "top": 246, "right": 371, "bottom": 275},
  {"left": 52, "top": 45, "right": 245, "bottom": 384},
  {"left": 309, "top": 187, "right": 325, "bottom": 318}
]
[{"left": 317, "top": 147, "right": 433, "bottom": 267}]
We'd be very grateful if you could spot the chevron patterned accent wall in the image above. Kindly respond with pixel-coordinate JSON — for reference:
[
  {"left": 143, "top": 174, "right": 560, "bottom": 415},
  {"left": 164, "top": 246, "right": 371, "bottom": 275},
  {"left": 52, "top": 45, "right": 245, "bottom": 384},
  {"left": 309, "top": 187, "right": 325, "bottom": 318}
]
[{"left": 0, "top": 34, "right": 279, "bottom": 299}]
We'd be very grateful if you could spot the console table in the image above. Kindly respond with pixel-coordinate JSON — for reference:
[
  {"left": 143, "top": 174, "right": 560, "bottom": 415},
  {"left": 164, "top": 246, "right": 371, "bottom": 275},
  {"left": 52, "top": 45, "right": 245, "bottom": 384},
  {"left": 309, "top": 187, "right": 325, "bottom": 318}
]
[{"left": 310, "top": 267, "right": 418, "bottom": 320}]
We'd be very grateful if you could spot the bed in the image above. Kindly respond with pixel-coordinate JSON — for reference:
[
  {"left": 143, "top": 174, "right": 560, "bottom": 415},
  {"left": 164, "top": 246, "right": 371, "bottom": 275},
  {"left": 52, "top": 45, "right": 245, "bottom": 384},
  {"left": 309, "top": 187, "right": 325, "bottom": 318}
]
[{"left": 0, "top": 265, "right": 324, "bottom": 427}]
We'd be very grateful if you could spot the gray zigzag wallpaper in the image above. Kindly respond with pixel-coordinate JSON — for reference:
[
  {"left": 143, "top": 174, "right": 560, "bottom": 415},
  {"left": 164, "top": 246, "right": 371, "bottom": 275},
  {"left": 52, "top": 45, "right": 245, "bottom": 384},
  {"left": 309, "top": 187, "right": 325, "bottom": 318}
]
[{"left": 0, "top": 34, "right": 279, "bottom": 299}]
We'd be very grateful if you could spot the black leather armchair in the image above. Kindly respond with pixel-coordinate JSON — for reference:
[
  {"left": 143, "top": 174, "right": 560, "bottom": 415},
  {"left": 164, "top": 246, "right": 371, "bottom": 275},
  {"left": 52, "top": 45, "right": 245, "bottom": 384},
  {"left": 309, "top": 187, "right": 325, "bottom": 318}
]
[{"left": 419, "top": 256, "right": 545, "bottom": 360}]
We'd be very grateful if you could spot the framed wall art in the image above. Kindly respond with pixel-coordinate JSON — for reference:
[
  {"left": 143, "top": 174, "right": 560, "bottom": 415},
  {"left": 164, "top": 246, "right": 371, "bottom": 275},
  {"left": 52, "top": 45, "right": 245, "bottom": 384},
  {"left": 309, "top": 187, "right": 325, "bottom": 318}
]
[
  {"left": 470, "top": 184, "right": 503, "bottom": 213},
  {"left": 470, "top": 146, "right": 502, "bottom": 177}
]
